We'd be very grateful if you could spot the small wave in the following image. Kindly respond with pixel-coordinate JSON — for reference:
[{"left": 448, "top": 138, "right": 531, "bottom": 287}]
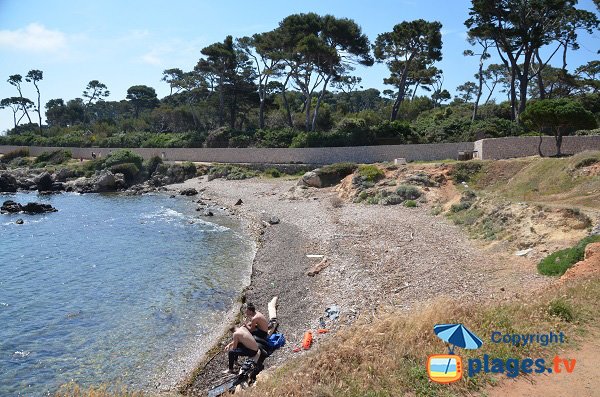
[
  {"left": 193, "top": 218, "right": 230, "bottom": 232},
  {"left": 141, "top": 208, "right": 186, "bottom": 221},
  {"left": 0, "top": 302, "right": 8, "bottom": 307},
  {"left": 13, "top": 351, "right": 31, "bottom": 358}
]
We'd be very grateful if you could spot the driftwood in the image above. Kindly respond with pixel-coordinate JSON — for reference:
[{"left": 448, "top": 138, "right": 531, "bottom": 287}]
[
  {"left": 268, "top": 296, "right": 278, "bottom": 320},
  {"left": 307, "top": 257, "right": 329, "bottom": 276}
]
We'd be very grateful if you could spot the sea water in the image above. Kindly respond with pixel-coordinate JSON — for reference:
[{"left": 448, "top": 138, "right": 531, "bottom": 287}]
[{"left": 0, "top": 192, "right": 253, "bottom": 396}]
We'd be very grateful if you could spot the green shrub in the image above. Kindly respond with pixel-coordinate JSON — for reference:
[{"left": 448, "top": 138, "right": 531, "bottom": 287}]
[
  {"left": 404, "top": 200, "right": 417, "bottom": 208},
  {"left": 547, "top": 298, "right": 574, "bottom": 322},
  {"left": 450, "top": 162, "right": 483, "bottom": 183},
  {"left": 34, "top": 150, "right": 72, "bottom": 165},
  {"left": 109, "top": 163, "right": 140, "bottom": 184},
  {"left": 181, "top": 161, "right": 197, "bottom": 177},
  {"left": 144, "top": 156, "right": 163, "bottom": 176},
  {"left": 256, "top": 128, "right": 298, "bottom": 148},
  {"left": 0, "top": 148, "right": 29, "bottom": 163},
  {"left": 102, "top": 149, "right": 143, "bottom": 169},
  {"left": 380, "top": 194, "right": 404, "bottom": 206},
  {"left": 450, "top": 201, "right": 472, "bottom": 212},
  {"left": 574, "top": 157, "right": 598, "bottom": 169},
  {"left": 395, "top": 185, "right": 422, "bottom": 200},
  {"left": 264, "top": 168, "right": 282, "bottom": 178},
  {"left": 316, "top": 162, "right": 358, "bottom": 187},
  {"left": 357, "top": 165, "right": 384, "bottom": 182},
  {"left": 537, "top": 235, "right": 600, "bottom": 276},
  {"left": 208, "top": 164, "right": 256, "bottom": 181}
]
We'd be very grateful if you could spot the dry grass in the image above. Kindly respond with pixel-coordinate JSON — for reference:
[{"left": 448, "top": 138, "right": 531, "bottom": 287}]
[
  {"left": 240, "top": 275, "right": 600, "bottom": 397},
  {"left": 475, "top": 152, "right": 600, "bottom": 210}
]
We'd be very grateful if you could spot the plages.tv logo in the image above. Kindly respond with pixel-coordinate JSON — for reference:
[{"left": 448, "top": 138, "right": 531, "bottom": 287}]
[{"left": 427, "top": 323, "right": 483, "bottom": 384}]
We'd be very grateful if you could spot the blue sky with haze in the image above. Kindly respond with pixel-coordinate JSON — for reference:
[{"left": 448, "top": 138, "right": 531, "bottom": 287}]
[{"left": 0, "top": 0, "right": 598, "bottom": 133}]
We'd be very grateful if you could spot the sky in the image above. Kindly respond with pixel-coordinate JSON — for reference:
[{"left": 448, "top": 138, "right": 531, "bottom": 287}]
[{"left": 0, "top": 0, "right": 598, "bottom": 134}]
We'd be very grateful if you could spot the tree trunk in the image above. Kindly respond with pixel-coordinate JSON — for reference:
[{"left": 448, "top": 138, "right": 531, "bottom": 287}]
[
  {"left": 473, "top": 59, "right": 484, "bottom": 122},
  {"left": 34, "top": 83, "right": 42, "bottom": 133},
  {"left": 390, "top": 55, "right": 412, "bottom": 121},
  {"left": 311, "top": 76, "right": 331, "bottom": 132},
  {"left": 281, "top": 74, "right": 293, "bottom": 128},
  {"left": 304, "top": 93, "right": 311, "bottom": 132},
  {"left": 517, "top": 52, "right": 533, "bottom": 122},
  {"left": 484, "top": 81, "right": 497, "bottom": 105},
  {"left": 555, "top": 129, "right": 563, "bottom": 157},
  {"left": 538, "top": 133, "right": 544, "bottom": 157},
  {"left": 258, "top": 98, "right": 265, "bottom": 129},
  {"left": 509, "top": 67, "right": 517, "bottom": 122},
  {"left": 218, "top": 75, "right": 225, "bottom": 127},
  {"left": 517, "top": 73, "right": 529, "bottom": 121}
]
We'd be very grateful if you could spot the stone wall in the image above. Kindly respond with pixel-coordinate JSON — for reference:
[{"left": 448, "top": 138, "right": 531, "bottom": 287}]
[
  {"left": 474, "top": 135, "right": 600, "bottom": 160},
  {"left": 2, "top": 135, "right": 598, "bottom": 164},
  {"left": 0, "top": 142, "right": 472, "bottom": 164}
]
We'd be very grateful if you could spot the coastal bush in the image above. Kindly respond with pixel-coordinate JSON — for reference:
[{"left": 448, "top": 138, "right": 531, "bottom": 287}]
[
  {"left": 181, "top": 162, "right": 197, "bottom": 177},
  {"left": 0, "top": 148, "right": 29, "bottom": 163},
  {"left": 264, "top": 167, "right": 282, "bottom": 178},
  {"left": 573, "top": 156, "right": 599, "bottom": 169},
  {"left": 450, "top": 201, "right": 472, "bottom": 213},
  {"left": 396, "top": 185, "right": 423, "bottom": 200},
  {"left": 404, "top": 200, "right": 417, "bottom": 207},
  {"left": 380, "top": 193, "right": 404, "bottom": 206},
  {"left": 357, "top": 164, "right": 384, "bottom": 182},
  {"left": 395, "top": 185, "right": 422, "bottom": 200},
  {"left": 9, "top": 157, "right": 32, "bottom": 167},
  {"left": 207, "top": 164, "right": 257, "bottom": 181},
  {"left": 34, "top": 150, "right": 72, "bottom": 165},
  {"left": 144, "top": 156, "right": 163, "bottom": 176},
  {"left": 316, "top": 162, "right": 357, "bottom": 187},
  {"left": 102, "top": 149, "right": 144, "bottom": 169},
  {"left": 450, "top": 161, "right": 484, "bottom": 183},
  {"left": 547, "top": 298, "right": 574, "bottom": 322},
  {"left": 537, "top": 235, "right": 600, "bottom": 276},
  {"left": 109, "top": 163, "right": 140, "bottom": 184}
]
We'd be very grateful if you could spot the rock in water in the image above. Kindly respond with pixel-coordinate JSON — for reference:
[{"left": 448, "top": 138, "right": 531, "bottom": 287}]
[
  {"left": 180, "top": 188, "right": 198, "bottom": 196},
  {"left": 0, "top": 173, "right": 18, "bottom": 193},
  {"left": 1, "top": 200, "right": 22, "bottom": 213},
  {"left": 203, "top": 210, "right": 214, "bottom": 217},
  {"left": 15, "top": 219, "right": 24, "bottom": 224},
  {"left": 1, "top": 200, "right": 57, "bottom": 214},
  {"left": 21, "top": 202, "right": 58, "bottom": 214}
]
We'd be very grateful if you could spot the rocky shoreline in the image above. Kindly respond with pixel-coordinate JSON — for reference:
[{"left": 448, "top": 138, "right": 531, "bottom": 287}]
[{"left": 0, "top": 162, "right": 199, "bottom": 196}]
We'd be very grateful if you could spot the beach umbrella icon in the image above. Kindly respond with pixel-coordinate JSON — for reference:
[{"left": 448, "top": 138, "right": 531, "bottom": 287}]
[{"left": 433, "top": 323, "right": 483, "bottom": 354}]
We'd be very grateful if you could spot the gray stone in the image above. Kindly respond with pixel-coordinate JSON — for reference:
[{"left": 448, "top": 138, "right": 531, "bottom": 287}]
[
  {"left": 300, "top": 171, "right": 322, "bottom": 188},
  {"left": 55, "top": 168, "right": 74, "bottom": 182},
  {"left": 16, "top": 219, "right": 23, "bottom": 224},
  {"left": 180, "top": 188, "right": 198, "bottom": 196},
  {"left": 34, "top": 172, "right": 54, "bottom": 192},
  {"left": 0, "top": 173, "right": 18, "bottom": 193},
  {"left": 94, "top": 171, "right": 116, "bottom": 192},
  {"left": 268, "top": 216, "right": 280, "bottom": 225}
]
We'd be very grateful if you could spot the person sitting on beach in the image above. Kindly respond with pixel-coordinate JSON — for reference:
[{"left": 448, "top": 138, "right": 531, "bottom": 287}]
[
  {"left": 223, "top": 325, "right": 259, "bottom": 374},
  {"left": 244, "top": 303, "right": 269, "bottom": 339}
]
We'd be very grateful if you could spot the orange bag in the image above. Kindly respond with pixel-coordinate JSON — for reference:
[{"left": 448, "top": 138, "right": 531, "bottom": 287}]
[{"left": 302, "top": 331, "right": 313, "bottom": 350}]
